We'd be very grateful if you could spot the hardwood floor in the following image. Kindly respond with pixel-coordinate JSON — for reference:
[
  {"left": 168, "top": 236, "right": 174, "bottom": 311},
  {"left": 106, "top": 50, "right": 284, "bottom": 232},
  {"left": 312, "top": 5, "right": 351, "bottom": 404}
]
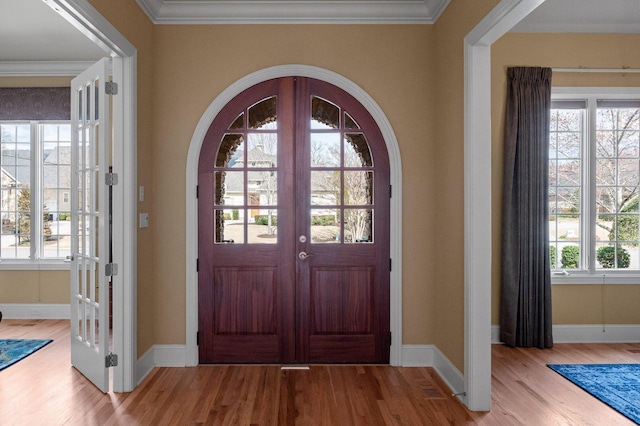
[{"left": 1, "top": 320, "right": 638, "bottom": 425}]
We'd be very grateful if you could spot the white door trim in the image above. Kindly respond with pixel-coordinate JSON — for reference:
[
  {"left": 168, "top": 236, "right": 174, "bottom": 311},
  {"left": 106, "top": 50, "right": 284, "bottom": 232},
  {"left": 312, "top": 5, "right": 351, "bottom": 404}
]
[
  {"left": 50, "top": 0, "right": 138, "bottom": 392},
  {"left": 463, "top": 0, "right": 547, "bottom": 411},
  {"left": 185, "top": 65, "right": 403, "bottom": 366}
]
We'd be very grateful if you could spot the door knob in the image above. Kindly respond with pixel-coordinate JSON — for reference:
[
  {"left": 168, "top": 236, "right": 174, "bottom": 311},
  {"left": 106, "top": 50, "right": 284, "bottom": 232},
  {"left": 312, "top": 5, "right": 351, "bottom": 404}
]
[{"left": 298, "top": 251, "right": 310, "bottom": 260}]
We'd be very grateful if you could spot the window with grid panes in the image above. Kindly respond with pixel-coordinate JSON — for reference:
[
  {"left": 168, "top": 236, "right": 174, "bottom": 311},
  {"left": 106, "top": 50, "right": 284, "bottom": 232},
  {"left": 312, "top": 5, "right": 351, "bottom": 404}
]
[
  {"left": 549, "top": 89, "right": 640, "bottom": 283},
  {"left": 1, "top": 121, "right": 72, "bottom": 266}
]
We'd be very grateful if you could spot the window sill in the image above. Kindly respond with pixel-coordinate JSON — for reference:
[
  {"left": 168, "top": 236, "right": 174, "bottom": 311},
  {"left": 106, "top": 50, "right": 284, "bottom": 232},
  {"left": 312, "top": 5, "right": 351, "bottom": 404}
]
[
  {"left": 0, "top": 261, "right": 70, "bottom": 271},
  {"left": 551, "top": 272, "right": 640, "bottom": 285}
]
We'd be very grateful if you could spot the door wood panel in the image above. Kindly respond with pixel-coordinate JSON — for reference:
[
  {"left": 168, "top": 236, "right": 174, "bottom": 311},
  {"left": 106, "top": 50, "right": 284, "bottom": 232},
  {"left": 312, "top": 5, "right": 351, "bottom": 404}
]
[
  {"left": 310, "top": 267, "right": 374, "bottom": 334},
  {"left": 213, "top": 267, "right": 277, "bottom": 334}
]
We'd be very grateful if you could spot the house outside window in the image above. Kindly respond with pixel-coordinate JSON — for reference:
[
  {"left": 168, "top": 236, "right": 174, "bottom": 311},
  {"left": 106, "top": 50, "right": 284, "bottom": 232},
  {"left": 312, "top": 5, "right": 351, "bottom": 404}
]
[
  {"left": 1, "top": 121, "right": 72, "bottom": 267},
  {"left": 550, "top": 88, "right": 640, "bottom": 284}
]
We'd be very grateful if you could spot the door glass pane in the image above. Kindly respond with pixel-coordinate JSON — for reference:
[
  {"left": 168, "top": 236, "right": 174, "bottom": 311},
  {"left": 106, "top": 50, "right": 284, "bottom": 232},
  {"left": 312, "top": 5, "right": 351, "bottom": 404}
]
[
  {"left": 94, "top": 79, "right": 100, "bottom": 121},
  {"left": 344, "top": 171, "right": 373, "bottom": 205},
  {"left": 215, "top": 208, "right": 244, "bottom": 243},
  {"left": 247, "top": 133, "right": 277, "bottom": 167},
  {"left": 311, "top": 97, "right": 339, "bottom": 129},
  {"left": 311, "top": 171, "right": 340, "bottom": 206},
  {"left": 345, "top": 134, "right": 373, "bottom": 167},
  {"left": 42, "top": 123, "right": 72, "bottom": 259},
  {"left": 311, "top": 209, "right": 340, "bottom": 243},
  {"left": 344, "top": 112, "right": 360, "bottom": 129},
  {"left": 76, "top": 298, "right": 83, "bottom": 340},
  {"left": 215, "top": 171, "right": 243, "bottom": 206},
  {"left": 311, "top": 133, "right": 340, "bottom": 167},
  {"left": 216, "top": 134, "right": 244, "bottom": 168},
  {"left": 248, "top": 97, "right": 277, "bottom": 129},
  {"left": 85, "top": 83, "right": 91, "bottom": 121},
  {"left": 248, "top": 171, "right": 277, "bottom": 206},
  {"left": 344, "top": 209, "right": 373, "bottom": 243},
  {"left": 248, "top": 209, "right": 278, "bottom": 244}
]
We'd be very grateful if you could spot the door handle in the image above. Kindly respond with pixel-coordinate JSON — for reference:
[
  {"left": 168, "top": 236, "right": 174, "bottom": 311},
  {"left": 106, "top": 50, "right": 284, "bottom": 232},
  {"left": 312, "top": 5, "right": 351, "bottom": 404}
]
[{"left": 298, "top": 251, "right": 311, "bottom": 260}]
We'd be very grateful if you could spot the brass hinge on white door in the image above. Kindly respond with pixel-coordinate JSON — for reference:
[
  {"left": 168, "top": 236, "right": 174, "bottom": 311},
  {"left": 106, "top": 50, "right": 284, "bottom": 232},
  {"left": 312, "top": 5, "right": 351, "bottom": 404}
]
[{"left": 105, "top": 81, "right": 118, "bottom": 95}]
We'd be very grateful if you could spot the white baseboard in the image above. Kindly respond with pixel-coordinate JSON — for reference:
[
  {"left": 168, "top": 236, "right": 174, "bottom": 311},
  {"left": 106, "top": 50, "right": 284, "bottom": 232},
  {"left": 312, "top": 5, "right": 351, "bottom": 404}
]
[
  {"left": 136, "top": 344, "right": 187, "bottom": 385},
  {"left": 136, "top": 346, "right": 156, "bottom": 386},
  {"left": 402, "top": 344, "right": 464, "bottom": 397},
  {"left": 491, "top": 324, "right": 640, "bottom": 344},
  {"left": 0, "top": 303, "right": 70, "bottom": 319},
  {"left": 134, "top": 343, "right": 465, "bottom": 397},
  {"left": 553, "top": 324, "right": 640, "bottom": 343},
  {"left": 154, "top": 344, "right": 187, "bottom": 367}
]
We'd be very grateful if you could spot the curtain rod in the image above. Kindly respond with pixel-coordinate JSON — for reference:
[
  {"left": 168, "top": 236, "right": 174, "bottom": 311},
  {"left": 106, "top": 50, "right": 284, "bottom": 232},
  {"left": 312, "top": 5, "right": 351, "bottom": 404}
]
[{"left": 552, "top": 67, "right": 640, "bottom": 73}]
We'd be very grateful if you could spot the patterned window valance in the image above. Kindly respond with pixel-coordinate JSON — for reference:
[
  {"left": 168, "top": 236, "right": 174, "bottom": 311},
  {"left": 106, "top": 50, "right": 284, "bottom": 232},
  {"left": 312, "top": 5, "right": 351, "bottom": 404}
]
[{"left": 0, "top": 87, "right": 71, "bottom": 120}]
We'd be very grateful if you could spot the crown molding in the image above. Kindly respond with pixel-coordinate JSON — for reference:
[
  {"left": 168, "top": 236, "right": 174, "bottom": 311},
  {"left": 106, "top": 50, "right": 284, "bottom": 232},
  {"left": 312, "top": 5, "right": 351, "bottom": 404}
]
[
  {"left": 135, "top": 0, "right": 451, "bottom": 24},
  {"left": 0, "top": 61, "right": 97, "bottom": 76}
]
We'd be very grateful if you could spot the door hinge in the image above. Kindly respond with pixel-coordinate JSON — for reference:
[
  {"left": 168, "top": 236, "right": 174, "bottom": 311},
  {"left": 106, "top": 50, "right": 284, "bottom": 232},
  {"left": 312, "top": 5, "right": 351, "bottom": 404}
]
[
  {"left": 105, "top": 172, "right": 118, "bottom": 186},
  {"left": 105, "top": 81, "right": 118, "bottom": 95},
  {"left": 105, "top": 263, "right": 118, "bottom": 277},
  {"left": 105, "top": 352, "right": 118, "bottom": 367}
]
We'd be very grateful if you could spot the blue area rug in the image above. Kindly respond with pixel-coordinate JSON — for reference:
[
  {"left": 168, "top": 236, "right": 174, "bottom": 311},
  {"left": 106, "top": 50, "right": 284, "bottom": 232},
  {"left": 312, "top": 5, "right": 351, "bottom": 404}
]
[
  {"left": 548, "top": 364, "right": 640, "bottom": 424},
  {"left": 0, "top": 339, "right": 53, "bottom": 371}
]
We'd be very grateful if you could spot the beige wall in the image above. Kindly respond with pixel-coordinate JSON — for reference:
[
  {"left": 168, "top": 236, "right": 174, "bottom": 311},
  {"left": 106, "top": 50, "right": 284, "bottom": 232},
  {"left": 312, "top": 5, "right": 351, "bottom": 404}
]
[
  {"left": 150, "top": 24, "right": 440, "bottom": 346},
  {"left": 0, "top": 270, "right": 69, "bottom": 304},
  {"left": 88, "top": 0, "right": 498, "bottom": 372},
  {"left": 0, "top": 76, "right": 71, "bottom": 87},
  {"left": 491, "top": 33, "right": 640, "bottom": 326},
  {"left": 431, "top": 0, "right": 501, "bottom": 371}
]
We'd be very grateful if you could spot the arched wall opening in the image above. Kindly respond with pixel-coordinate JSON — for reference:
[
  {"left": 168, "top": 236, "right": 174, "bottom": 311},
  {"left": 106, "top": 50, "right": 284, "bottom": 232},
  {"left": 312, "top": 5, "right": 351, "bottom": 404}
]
[{"left": 185, "top": 65, "right": 404, "bottom": 366}]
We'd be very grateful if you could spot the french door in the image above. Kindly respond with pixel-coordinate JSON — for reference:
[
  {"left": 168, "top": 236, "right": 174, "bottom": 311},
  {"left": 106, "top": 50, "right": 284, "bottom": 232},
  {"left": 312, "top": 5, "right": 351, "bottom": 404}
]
[
  {"left": 69, "top": 58, "right": 112, "bottom": 391},
  {"left": 198, "top": 77, "right": 390, "bottom": 364}
]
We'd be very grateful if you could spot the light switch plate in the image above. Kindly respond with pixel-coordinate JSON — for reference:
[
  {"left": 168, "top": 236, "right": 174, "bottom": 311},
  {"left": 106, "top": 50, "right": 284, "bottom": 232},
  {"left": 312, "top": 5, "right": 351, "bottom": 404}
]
[{"left": 139, "top": 213, "right": 149, "bottom": 228}]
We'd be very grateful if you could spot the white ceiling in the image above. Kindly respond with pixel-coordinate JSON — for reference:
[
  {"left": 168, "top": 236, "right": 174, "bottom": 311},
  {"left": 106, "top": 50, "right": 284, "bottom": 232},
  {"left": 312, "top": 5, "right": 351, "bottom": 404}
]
[
  {"left": 0, "top": 0, "right": 638, "bottom": 75},
  {"left": 0, "top": 0, "right": 106, "bottom": 63},
  {"left": 512, "top": 0, "right": 640, "bottom": 33}
]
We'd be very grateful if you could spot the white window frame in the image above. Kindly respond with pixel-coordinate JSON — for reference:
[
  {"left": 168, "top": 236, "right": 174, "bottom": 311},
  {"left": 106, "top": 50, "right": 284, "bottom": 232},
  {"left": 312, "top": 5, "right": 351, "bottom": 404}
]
[
  {"left": 0, "top": 120, "right": 71, "bottom": 270},
  {"left": 551, "top": 87, "right": 640, "bottom": 285}
]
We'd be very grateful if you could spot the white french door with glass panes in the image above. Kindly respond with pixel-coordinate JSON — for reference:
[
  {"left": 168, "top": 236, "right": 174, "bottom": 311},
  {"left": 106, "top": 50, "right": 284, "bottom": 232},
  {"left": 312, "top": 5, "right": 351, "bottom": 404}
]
[{"left": 70, "top": 58, "right": 113, "bottom": 392}]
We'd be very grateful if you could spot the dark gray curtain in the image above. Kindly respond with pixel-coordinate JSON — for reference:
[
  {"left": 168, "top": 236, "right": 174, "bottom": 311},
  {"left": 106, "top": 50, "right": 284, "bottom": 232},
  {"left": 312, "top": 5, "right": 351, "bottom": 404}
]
[{"left": 500, "top": 67, "right": 553, "bottom": 348}]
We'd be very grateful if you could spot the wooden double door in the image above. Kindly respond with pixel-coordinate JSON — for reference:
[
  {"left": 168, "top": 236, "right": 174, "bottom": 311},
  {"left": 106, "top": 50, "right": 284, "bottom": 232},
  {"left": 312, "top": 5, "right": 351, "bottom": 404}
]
[{"left": 198, "top": 77, "right": 390, "bottom": 364}]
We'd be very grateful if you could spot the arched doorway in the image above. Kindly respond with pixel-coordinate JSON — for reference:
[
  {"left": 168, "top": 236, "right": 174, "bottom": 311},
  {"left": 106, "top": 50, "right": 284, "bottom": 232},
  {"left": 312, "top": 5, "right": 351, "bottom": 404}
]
[
  {"left": 185, "top": 65, "right": 403, "bottom": 366},
  {"left": 197, "top": 77, "right": 390, "bottom": 363}
]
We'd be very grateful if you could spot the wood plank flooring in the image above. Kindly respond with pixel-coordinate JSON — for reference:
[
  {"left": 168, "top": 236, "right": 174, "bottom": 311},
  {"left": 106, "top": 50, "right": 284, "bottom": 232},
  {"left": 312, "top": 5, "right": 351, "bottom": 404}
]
[{"left": 1, "top": 320, "right": 638, "bottom": 425}]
